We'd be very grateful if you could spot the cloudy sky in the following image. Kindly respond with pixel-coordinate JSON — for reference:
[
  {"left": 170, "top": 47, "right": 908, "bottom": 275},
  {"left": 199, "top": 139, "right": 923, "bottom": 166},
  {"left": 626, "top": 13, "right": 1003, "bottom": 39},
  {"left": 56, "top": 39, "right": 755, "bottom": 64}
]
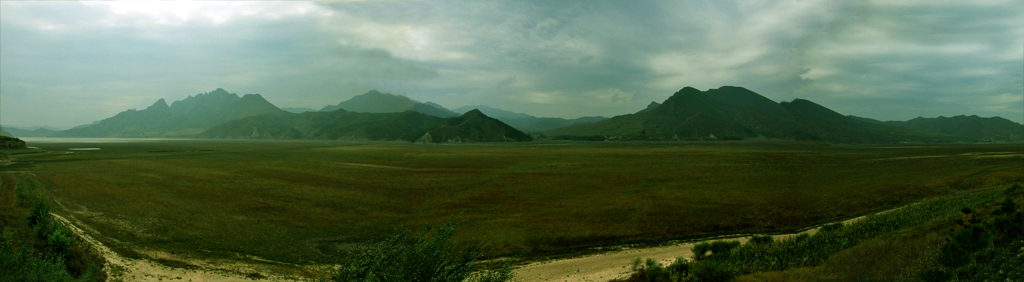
[{"left": 1, "top": 0, "right": 1021, "bottom": 129}]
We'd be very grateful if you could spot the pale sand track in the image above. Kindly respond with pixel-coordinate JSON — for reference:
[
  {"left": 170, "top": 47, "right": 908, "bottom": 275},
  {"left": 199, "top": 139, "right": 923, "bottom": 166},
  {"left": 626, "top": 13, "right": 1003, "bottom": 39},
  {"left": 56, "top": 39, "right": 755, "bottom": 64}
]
[
  {"left": 513, "top": 215, "right": 871, "bottom": 282},
  {"left": 51, "top": 213, "right": 310, "bottom": 282}
]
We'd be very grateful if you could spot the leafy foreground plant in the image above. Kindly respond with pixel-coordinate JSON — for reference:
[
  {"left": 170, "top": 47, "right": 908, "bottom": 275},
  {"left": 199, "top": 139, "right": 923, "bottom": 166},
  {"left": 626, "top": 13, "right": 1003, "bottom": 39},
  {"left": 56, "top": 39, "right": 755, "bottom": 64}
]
[{"left": 330, "top": 215, "right": 515, "bottom": 282}]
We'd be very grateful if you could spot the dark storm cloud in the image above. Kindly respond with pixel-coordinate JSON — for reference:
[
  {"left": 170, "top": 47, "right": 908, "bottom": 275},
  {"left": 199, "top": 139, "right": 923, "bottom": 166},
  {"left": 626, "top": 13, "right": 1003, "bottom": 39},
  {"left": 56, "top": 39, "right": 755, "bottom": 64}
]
[{"left": 1, "top": 1, "right": 1020, "bottom": 128}]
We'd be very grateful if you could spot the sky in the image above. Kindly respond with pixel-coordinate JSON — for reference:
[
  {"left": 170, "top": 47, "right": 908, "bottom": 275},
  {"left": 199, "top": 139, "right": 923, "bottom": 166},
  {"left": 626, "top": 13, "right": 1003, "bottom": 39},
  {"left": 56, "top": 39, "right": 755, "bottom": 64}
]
[{"left": 1, "top": 0, "right": 1022, "bottom": 129}]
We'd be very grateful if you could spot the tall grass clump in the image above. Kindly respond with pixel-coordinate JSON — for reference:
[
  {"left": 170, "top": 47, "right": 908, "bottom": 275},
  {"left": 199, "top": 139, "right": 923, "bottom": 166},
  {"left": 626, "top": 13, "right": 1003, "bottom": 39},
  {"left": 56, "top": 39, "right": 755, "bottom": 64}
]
[{"left": 331, "top": 215, "right": 514, "bottom": 282}]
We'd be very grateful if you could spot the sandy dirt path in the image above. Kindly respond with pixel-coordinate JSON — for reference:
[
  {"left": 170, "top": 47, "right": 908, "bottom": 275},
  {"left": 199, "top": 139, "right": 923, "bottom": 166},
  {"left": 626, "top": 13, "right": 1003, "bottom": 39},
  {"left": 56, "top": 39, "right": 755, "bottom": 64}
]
[
  {"left": 514, "top": 216, "right": 870, "bottom": 282},
  {"left": 50, "top": 213, "right": 297, "bottom": 282}
]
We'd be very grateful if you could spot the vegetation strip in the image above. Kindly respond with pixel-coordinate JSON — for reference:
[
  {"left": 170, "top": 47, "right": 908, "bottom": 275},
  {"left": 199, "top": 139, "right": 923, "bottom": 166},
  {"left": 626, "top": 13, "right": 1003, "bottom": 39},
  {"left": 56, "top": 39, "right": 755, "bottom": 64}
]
[
  {"left": 621, "top": 186, "right": 1010, "bottom": 282},
  {"left": 725, "top": 188, "right": 1004, "bottom": 274}
]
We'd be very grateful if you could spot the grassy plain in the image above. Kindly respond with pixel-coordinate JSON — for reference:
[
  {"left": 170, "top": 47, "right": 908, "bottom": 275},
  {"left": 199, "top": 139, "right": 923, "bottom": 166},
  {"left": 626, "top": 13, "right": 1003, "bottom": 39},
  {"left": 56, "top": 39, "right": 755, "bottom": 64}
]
[{"left": 2, "top": 139, "right": 1022, "bottom": 268}]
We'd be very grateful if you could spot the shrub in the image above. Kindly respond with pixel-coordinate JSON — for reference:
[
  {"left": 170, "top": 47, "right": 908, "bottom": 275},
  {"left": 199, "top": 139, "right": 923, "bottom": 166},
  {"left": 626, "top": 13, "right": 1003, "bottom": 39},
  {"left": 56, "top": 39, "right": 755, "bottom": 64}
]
[
  {"left": 0, "top": 228, "right": 78, "bottom": 282},
  {"left": 691, "top": 242, "right": 712, "bottom": 261},
  {"left": 47, "top": 227, "right": 74, "bottom": 256},
  {"left": 994, "top": 198, "right": 1018, "bottom": 215},
  {"left": 1005, "top": 183, "right": 1022, "bottom": 194},
  {"left": 27, "top": 201, "right": 50, "bottom": 226},
  {"left": 330, "top": 216, "right": 514, "bottom": 282},
  {"left": 749, "top": 235, "right": 773, "bottom": 245},
  {"left": 794, "top": 233, "right": 810, "bottom": 242},
  {"left": 642, "top": 258, "right": 666, "bottom": 282},
  {"left": 708, "top": 241, "right": 740, "bottom": 260},
  {"left": 690, "top": 260, "right": 734, "bottom": 282},
  {"left": 631, "top": 257, "right": 644, "bottom": 271},
  {"left": 819, "top": 222, "right": 843, "bottom": 233},
  {"left": 666, "top": 257, "right": 690, "bottom": 280}
]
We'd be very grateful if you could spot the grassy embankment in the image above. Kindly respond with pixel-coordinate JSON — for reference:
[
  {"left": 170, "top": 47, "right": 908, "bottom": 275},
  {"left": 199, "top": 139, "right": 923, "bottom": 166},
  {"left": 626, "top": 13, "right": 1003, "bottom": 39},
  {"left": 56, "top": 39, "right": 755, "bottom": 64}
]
[
  {"left": 1, "top": 164, "right": 107, "bottom": 281},
  {"left": 619, "top": 183, "right": 1023, "bottom": 282},
  {"left": 3, "top": 140, "right": 1021, "bottom": 273}
]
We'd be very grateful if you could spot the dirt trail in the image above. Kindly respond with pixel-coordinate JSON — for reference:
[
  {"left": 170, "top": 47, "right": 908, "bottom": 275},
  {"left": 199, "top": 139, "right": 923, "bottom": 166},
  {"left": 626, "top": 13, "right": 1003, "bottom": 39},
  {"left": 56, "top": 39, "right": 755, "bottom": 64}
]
[
  {"left": 514, "top": 215, "right": 870, "bottom": 282},
  {"left": 51, "top": 213, "right": 310, "bottom": 282}
]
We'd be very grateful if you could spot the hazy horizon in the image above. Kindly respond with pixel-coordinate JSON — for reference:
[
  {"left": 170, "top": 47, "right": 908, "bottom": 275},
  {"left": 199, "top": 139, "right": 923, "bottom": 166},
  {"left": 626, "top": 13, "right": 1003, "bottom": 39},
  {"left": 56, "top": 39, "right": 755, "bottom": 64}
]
[{"left": 2, "top": 1, "right": 1022, "bottom": 129}]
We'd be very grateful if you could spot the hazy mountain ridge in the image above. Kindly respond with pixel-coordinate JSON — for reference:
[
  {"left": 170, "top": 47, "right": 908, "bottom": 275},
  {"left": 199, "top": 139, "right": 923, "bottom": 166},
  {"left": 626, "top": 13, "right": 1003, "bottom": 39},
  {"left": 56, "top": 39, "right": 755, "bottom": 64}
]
[
  {"left": 414, "top": 110, "right": 532, "bottom": 143},
  {"left": 52, "top": 88, "right": 287, "bottom": 138},
  {"left": 321, "top": 90, "right": 459, "bottom": 118},
  {"left": 546, "top": 86, "right": 972, "bottom": 143},
  {"left": 198, "top": 108, "right": 531, "bottom": 142},
  {"left": 452, "top": 105, "right": 608, "bottom": 132},
  {"left": 849, "top": 115, "right": 1024, "bottom": 142},
  {"left": 281, "top": 107, "right": 316, "bottom": 113},
  {"left": 1, "top": 126, "right": 58, "bottom": 137},
  {"left": 29, "top": 86, "right": 1019, "bottom": 143}
]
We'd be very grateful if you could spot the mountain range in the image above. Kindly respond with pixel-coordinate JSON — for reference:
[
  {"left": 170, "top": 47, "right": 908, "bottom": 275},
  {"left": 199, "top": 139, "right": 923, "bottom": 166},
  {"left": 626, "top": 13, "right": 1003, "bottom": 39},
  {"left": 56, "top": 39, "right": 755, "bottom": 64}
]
[
  {"left": 198, "top": 108, "right": 531, "bottom": 143},
  {"left": 53, "top": 88, "right": 286, "bottom": 138},
  {"left": 849, "top": 115, "right": 1023, "bottom": 142},
  {"left": 546, "top": 86, "right": 999, "bottom": 143},
  {"left": 451, "top": 105, "right": 608, "bottom": 133},
  {"left": 9, "top": 86, "right": 1022, "bottom": 144},
  {"left": 320, "top": 90, "right": 459, "bottom": 118},
  {"left": 2, "top": 127, "right": 58, "bottom": 137}
]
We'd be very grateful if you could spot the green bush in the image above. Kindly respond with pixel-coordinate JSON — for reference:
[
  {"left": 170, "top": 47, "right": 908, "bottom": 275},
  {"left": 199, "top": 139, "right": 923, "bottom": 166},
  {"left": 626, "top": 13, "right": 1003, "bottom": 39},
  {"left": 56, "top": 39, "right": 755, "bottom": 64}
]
[
  {"left": 819, "top": 222, "right": 843, "bottom": 233},
  {"left": 27, "top": 201, "right": 50, "bottom": 226},
  {"left": 0, "top": 228, "right": 79, "bottom": 282},
  {"left": 666, "top": 257, "right": 690, "bottom": 281},
  {"left": 749, "top": 235, "right": 773, "bottom": 245},
  {"left": 707, "top": 241, "right": 740, "bottom": 260},
  {"left": 638, "top": 258, "right": 666, "bottom": 282},
  {"left": 691, "top": 242, "right": 711, "bottom": 261},
  {"left": 793, "top": 233, "right": 810, "bottom": 242},
  {"left": 690, "top": 260, "right": 733, "bottom": 282},
  {"left": 1005, "top": 183, "right": 1022, "bottom": 194},
  {"left": 330, "top": 216, "right": 514, "bottom": 282},
  {"left": 47, "top": 227, "right": 74, "bottom": 257}
]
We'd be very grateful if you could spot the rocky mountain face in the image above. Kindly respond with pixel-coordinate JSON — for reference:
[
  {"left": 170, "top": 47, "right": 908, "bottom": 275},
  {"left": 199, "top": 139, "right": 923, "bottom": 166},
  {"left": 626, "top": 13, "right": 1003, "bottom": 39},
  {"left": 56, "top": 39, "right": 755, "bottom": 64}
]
[{"left": 53, "top": 88, "right": 286, "bottom": 138}]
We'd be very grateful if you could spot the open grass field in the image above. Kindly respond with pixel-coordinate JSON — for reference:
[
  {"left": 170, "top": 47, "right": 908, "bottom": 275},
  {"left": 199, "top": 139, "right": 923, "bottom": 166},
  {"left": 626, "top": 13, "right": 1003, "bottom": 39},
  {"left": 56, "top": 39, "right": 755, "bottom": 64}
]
[{"left": 2, "top": 139, "right": 1022, "bottom": 271}]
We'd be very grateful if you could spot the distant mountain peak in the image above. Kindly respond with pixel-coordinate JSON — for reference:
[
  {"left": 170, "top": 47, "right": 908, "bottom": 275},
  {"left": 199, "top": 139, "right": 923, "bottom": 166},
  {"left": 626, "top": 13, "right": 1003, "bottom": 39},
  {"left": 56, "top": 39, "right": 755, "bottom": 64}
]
[
  {"left": 461, "top": 109, "right": 486, "bottom": 118},
  {"left": 321, "top": 90, "right": 458, "bottom": 118},
  {"left": 637, "top": 101, "right": 661, "bottom": 114},
  {"left": 53, "top": 88, "right": 285, "bottom": 138},
  {"left": 679, "top": 86, "right": 700, "bottom": 93},
  {"left": 241, "top": 93, "right": 267, "bottom": 100},
  {"left": 147, "top": 98, "right": 169, "bottom": 109}
]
